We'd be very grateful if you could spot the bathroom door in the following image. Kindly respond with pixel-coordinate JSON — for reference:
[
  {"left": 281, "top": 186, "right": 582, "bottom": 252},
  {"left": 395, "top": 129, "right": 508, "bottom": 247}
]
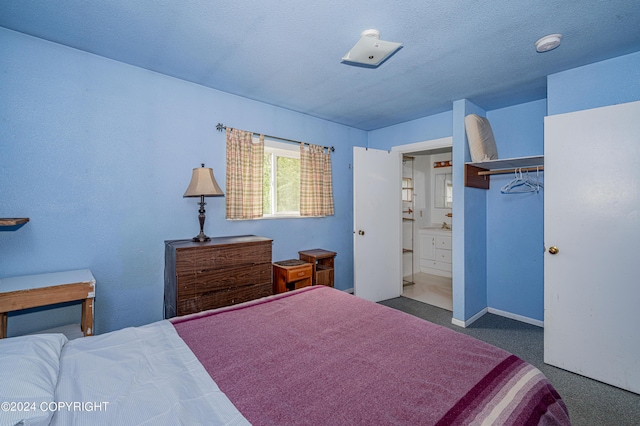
[
  {"left": 353, "top": 147, "right": 402, "bottom": 302},
  {"left": 544, "top": 100, "right": 640, "bottom": 394}
]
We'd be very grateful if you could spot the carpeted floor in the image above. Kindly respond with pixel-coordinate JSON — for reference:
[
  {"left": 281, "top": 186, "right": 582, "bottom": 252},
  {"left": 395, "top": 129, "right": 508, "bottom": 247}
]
[{"left": 379, "top": 296, "right": 640, "bottom": 426}]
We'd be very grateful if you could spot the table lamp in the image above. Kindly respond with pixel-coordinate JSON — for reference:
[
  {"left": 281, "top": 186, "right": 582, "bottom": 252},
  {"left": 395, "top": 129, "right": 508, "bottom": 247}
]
[{"left": 184, "top": 164, "right": 224, "bottom": 242}]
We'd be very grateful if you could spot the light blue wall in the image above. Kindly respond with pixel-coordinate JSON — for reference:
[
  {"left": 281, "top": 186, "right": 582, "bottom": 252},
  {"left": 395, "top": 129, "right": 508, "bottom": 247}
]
[
  {"left": 0, "top": 28, "right": 366, "bottom": 336},
  {"left": 548, "top": 51, "right": 640, "bottom": 116},
  {"left": 485, "top": 100, "right": 546, "bottom": 321},
  {"left": 452, "top": 99, "right": 488, "bottom": 322},
  {"left": 367, "top": 111, "right": 452, "bottom": 149}
]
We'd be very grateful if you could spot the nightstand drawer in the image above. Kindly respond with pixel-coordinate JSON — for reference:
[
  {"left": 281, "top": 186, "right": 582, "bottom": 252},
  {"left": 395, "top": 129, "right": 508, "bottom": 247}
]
[
  {"left": 272, "top": 260, "right": 313, "bottom": 294},
  {"left": 286, "top": 265, "right": 312, "bottom": 281}
]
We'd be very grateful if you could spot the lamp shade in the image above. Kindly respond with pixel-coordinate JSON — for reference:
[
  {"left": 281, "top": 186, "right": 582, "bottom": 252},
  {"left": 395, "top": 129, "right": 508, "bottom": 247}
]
[{"left": 183, "top": 165, "right": 224, "bottom": 197}]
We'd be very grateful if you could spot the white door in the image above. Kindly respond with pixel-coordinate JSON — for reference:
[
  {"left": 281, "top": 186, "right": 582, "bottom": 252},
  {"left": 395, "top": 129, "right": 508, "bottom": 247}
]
[
  {"left": 544, "top": 100, "right": 640, "bottom": 394},
  {"left": 353, "top": 147, "right": 402, "bottom": 302}
]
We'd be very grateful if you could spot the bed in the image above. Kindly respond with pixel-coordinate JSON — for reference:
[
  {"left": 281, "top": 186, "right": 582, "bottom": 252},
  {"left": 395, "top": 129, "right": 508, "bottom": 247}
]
[{"left": 1, "top": 286, "right": 570, "bottom": 425}]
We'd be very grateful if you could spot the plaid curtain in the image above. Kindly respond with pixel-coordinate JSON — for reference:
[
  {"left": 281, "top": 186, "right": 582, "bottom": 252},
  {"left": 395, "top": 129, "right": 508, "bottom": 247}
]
[
  {"left": 225, "top": 128, "right": 264, "bottom": 219},
  {"left": 300, "top": 143, "right": 334, "bottom": 217}
]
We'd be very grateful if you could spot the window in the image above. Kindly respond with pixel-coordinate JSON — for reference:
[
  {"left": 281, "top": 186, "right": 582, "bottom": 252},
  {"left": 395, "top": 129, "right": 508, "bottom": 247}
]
[
  {"left": 262, "top": 139, "right": 300, "bottom": 216},
  {"left": 225, "top": 128, "right": 332, "bottom": 220},
  {"left": 402, "top": 177, "right": 413, "bottom": 202}
]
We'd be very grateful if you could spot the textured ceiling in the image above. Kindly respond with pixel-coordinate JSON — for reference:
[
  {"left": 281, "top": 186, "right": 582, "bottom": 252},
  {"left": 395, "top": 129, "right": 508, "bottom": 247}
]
[{"left": 1, "top": 0, "right": 640, "bottom": 130}]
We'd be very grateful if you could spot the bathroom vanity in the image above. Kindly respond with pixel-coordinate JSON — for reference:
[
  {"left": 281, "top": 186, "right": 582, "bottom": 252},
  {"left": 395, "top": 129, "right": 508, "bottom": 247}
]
[{"left": 418, "top": 227, "right": 452, "bottom": 278}]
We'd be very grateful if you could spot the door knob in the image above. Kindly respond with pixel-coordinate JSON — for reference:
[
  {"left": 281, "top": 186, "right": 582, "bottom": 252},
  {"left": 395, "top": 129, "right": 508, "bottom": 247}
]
[
  {"left": 358, "top": 230, "right": 365, "bottom": 235},
  {"left": 548, "top": 246, "right": 559, "bottom": 255}
]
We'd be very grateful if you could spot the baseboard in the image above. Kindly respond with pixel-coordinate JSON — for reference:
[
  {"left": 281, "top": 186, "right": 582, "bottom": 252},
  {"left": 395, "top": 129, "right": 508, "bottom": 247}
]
[
  {"left": 451, "top": 307, "right": 543, "bottom": 328},
  {"left": 488, "top": 307, "right": 544, "bottom": 328},
  {"left": 343, "top": 287, "right": 354, "bottom": 294},
  {"left": 451, "top": 307, "right": 488, "bottom": 328}
]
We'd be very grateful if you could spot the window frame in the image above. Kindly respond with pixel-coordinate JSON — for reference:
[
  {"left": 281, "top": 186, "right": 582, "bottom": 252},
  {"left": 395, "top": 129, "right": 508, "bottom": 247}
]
[{"left": 262, "top": 138, "right": 301, "bottom": 218}]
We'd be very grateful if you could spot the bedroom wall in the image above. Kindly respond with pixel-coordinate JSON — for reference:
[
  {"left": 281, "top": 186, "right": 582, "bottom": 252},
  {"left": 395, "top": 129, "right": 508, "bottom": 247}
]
[
  {"left": 485, "top": 99, "right": 546, "bottom": 322},
  {"left": 547, "top": 50, "right": 640, "bottom": 116},
  {"left": 452, "top": 99, "right": 488, "bottom": 324},
  {"left": 0, "top": 28, "right": 366, "bottom": 336},
  {"left": 367, "top": 111, "right": 453, "bottom": 149}
]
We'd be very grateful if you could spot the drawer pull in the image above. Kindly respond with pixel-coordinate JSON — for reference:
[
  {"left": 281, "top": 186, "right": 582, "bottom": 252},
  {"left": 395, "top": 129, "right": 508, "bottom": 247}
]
[{"left": 297, "top": 272, "right": 305, "bottom": 277}]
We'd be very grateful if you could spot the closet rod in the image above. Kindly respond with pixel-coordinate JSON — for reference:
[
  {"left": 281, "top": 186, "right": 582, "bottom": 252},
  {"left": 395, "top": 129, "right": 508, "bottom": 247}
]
[
  {"left": 477, "top": 166, "right": 544, "bottom": 176},
  {"left": 216, "top": 123, "right": 335, "bottom": 152}
]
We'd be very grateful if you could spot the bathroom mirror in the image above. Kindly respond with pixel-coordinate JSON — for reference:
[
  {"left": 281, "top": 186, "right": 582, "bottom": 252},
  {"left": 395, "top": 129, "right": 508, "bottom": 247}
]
[{"left": 435, "top": 173, "right": 453, "bottom": 208}]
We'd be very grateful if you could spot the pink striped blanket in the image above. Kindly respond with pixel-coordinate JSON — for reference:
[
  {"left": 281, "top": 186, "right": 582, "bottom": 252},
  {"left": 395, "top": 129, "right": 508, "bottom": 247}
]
[{"left": 172, "top": 286, "right": 570, "bottom": 425}]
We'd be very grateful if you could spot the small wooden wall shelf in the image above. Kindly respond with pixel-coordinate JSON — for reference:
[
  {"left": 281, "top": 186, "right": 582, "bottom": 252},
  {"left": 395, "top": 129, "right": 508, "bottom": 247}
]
[
  {"left": 465, "top": 156, "right": 544, "bottom": 189},
  {"left": 0, "top": 218, "right": 29, "bottom": 226}
]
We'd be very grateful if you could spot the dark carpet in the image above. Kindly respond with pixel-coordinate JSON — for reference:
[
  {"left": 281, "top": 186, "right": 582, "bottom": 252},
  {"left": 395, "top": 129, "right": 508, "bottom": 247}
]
[{"left": 379, "top": 296, "right": 640, "bottom": 426}]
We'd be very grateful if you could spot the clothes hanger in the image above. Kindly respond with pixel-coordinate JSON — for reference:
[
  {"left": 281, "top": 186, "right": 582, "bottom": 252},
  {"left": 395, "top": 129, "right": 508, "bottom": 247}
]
[
  {"left": 501, "top": 168, "right": 537, "bottom": 193},
  {"left": 534, "top": 166, "right": 544, "bottom": 193}
]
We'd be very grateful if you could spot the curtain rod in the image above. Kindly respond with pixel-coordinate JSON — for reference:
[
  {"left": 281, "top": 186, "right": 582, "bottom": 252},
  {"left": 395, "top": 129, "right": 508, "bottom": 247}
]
[{"left": 216, "top": 123, "right": 335, "bottom": 152}]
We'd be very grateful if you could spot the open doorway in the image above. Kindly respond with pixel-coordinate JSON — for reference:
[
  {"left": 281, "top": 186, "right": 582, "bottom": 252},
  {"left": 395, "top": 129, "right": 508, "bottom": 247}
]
[{"left": 392, "top": 139, "right": 453, "bottom": 311}]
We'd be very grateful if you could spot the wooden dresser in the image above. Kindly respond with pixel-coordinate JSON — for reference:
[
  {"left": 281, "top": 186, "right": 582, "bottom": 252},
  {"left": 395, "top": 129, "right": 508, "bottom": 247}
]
[{"left": 164, "top": 235, "right": 272, "bottom": 318}]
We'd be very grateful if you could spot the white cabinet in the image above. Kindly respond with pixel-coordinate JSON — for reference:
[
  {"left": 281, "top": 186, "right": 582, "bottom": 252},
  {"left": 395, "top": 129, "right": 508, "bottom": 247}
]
[{"left": 418, "top": 229, "right": 452, "bottom": 278}]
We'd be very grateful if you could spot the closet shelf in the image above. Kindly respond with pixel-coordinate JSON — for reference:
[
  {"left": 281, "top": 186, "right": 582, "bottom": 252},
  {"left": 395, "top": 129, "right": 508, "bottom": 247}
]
[
  {"left": 0, "top": 218, "right": 29, "bottom": 227},
  {"left": 465, "top": 155, "right": 544, "bottom": 189}
]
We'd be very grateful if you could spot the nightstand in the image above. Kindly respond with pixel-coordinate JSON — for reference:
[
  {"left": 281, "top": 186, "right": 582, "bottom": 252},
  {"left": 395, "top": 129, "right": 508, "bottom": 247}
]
[
  {"left": 298, "top": 249, "right": 337, "bottom": 287},
  {"left": 273, "top": 260, "right": 312, "bottom": 294}
]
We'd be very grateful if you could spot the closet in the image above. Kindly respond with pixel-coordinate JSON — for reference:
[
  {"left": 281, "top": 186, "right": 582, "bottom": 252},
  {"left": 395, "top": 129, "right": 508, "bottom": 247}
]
[{"left": 464, "top": 155, "right": 544, "bottom": 189}]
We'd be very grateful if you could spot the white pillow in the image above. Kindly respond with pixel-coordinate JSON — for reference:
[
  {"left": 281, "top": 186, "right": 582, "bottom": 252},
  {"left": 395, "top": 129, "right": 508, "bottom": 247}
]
[
  {"left": 464, "top": 114, "right": 499, "bottom": 162},
  {"left": 0, "top": 333, "right": 68, "bottom": 426}
]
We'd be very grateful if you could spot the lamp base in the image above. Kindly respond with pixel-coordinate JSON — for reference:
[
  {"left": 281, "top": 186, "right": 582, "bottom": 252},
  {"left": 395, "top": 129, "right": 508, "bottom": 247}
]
[
  {"left": 192, "top": 195, "right": 211, "bottom": 243},
  {"left": 192, "top": 232, "right": 211, "bottom": 243}
]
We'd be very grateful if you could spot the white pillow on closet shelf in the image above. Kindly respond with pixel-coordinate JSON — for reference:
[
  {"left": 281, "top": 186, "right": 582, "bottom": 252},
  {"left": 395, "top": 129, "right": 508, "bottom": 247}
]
[{"left": 464, "top": 114, "right": 499, "bottom": 162}]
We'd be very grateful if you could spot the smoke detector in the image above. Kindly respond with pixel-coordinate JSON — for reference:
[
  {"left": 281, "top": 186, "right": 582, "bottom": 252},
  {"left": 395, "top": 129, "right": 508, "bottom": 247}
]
[{"left": 535, "top": 34, "right": 563, "bottom": 53}]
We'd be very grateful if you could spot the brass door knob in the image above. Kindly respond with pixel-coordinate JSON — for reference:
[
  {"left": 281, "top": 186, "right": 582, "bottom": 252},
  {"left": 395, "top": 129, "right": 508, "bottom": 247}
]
[{"left": 548, "top": 246, "right": 559, "bottom": 255}]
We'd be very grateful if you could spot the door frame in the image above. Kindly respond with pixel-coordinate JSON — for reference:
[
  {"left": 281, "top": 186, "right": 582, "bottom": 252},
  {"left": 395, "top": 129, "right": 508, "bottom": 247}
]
[{"left": 391, "top": 137, "right": 454, "bottom": 293}]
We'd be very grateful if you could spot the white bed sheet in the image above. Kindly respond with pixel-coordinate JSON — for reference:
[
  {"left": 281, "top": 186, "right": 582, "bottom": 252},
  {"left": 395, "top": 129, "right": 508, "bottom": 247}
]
[{"left": 51, "top": 320, "right": 249, "bottom": 426}]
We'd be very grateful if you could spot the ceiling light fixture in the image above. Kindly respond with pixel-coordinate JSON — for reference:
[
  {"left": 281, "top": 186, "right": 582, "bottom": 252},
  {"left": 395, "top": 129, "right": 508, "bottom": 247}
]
[
  {"left": 535, "top": 34, "right": 563, "bottom": 53},
  {"left": 342, "top": 29, "right": 402, "bottom": 67}
]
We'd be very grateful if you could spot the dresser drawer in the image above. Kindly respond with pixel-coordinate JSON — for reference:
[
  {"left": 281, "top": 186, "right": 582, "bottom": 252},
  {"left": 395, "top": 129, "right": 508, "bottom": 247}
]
[
  {"left": 177, "top": 264, "right": 271, "bottom": 299},
  {"left": 177, "top": 281, "right": 272, "bottom": 315},
  {"left": 175, "top": 242, "right": 271, "bottom": 275}
]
